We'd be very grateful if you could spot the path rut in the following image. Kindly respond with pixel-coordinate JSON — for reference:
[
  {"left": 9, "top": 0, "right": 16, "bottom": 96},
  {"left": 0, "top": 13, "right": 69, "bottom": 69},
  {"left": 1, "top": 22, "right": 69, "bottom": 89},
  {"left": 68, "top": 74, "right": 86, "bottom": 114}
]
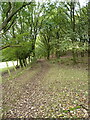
[{"left": 2, "top": 60, "right": 50, "bottom": 118}]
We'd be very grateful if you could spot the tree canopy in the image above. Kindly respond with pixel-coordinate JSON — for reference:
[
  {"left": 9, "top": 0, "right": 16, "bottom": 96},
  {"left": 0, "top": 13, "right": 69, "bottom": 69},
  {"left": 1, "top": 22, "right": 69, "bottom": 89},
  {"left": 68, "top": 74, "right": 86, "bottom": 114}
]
[{"left": 0, "top": 0, "right": 88, "bottom": 67}]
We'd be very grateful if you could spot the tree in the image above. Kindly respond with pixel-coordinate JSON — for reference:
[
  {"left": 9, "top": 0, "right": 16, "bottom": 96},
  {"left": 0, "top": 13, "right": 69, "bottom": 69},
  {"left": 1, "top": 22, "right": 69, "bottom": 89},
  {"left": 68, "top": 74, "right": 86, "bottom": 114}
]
[
  {"left": 1, "top": 0, "right": 88, "bottom": 66},
  {"left": 75, "top": 4, "right": 88, "bottom": 57},
  {"left": 1, "top": 1, "right": 47, "bottom": 67},
  {"left": 0, "top": 2, "right": 32, "bottom": 32}
]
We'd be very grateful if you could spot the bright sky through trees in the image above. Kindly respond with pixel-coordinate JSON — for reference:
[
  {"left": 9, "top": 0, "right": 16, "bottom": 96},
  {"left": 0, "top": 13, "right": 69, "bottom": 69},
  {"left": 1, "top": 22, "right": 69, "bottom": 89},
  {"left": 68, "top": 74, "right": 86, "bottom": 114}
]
[
  {"left": 35, "top": 0, "right": 87, "bottom": 7},
  {"left": 79, "top": 0, "right": 88, "bottom": 6}
]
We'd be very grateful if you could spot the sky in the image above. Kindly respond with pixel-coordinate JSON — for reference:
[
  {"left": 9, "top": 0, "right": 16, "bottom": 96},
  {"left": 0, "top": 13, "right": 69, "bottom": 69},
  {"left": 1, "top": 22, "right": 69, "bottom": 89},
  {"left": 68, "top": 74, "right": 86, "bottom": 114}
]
[
  {"left": 35, "top": 0, "right": 88, "bottom": 7},
  {"left": 79, "top": 0, "right": 88, "bottom": 6},
  {"left": 0, "top": 0, "right": 88, "bottom": 7}
]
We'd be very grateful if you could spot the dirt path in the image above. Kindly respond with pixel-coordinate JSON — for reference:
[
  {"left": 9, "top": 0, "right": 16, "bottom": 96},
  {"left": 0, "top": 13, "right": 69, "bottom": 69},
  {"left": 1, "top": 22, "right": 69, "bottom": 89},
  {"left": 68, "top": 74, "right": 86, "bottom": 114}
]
[
  {"left": 2, "top": 60, "right": 51, "bottom": 118},
  {"left": 2, "top": 60, "right": 88, "bottom": 118}
]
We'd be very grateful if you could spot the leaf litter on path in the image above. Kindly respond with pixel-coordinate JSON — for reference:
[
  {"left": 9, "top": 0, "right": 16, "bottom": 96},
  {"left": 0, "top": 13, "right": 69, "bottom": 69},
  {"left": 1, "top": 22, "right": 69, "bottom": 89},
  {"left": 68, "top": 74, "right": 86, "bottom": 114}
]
[{"left": 2, "top": 60, "right": 88, "bottom": 118}]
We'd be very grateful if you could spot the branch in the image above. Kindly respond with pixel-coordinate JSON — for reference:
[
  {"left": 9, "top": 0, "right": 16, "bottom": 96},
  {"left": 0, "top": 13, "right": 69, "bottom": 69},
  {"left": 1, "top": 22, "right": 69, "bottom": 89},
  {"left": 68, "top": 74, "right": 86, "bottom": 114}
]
[
  {"left": 6, "top": 2, "right": 12, "bottom": 18},
  {"left": 0, "top": 45, "right": 22, "bottom": 50},
  {"left": 4, "top": 18, "right": 16, "bottom": 33},
  {"left": 0, "top": 2, "right": 32, "bottom": 32}
]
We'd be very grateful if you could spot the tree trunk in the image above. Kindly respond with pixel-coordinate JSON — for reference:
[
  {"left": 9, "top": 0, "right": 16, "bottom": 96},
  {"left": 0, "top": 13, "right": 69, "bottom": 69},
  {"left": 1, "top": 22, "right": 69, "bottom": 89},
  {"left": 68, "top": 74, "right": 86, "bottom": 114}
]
[
  {"left": 28, "top": 56, "right": 31, "bottom": 63},
  {"left": 32, "top": 43, "right": 35, "bottom": 58},
  {"left": 19, "top": 58, "right": 23, "bottom": 68},
  {"left": 47, "top": 51, "right": 50, "bottom": 60},
  {"left": 23, "top": 59, "right": 27, "bottom": 67},
  {"left": 17, "top": 59, "right": 18, "bottom": 66},
  {"left": 47, "top": 49, "right": 50, "bottom": 60},
  {"left": 72, "top": 48, "right": 77, "bottom": 64},
  {"left": 47, "top": 44, "right": 50, "bottom": 60},
  {"left": 71, "top": 0, "right": 77, "bottom": 63}
]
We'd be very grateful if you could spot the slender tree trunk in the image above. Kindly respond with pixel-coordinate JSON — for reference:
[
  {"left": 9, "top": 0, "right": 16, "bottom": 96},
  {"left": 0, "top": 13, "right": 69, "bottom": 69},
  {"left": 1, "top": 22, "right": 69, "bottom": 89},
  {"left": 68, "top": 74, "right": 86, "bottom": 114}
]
[
  {"left": 71, "top": 0, "right": 77, "bottom": 63},
  {"left": 17, "top": 59, "right": 18, "bottom": 66},
  {"left": 47, "top": 41, "right": 50, "bottom": 60},
  {"left": 72, "top": 48, "right": 77, "bottom": 63},
  {"left": 55, "top": 31, "right": 60, "bottom": 59},
  {"left": 19, "top": 58, "right": 23, "bottom": 68},
  {"left": 47, "top": 49, "right": 50, "bottom": 60},
  {"left": 28, "top": 56, "right": 31, "bottom": 63},
  {"left": 23, "top": 59, "right": 26, "bottom": 67},
  {"left": 32, "top": 43, "right": 35, "bottom": 58}
]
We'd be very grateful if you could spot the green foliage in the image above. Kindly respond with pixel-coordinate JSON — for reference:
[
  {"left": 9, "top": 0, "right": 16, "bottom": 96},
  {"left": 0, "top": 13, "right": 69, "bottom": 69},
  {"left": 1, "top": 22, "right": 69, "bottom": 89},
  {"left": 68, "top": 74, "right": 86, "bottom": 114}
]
[
  {"left": 35, "top": 35, "right": 48, "bottom": 58},
  {"left": 2, "top": 32, "right": 32, "bottom": 62},
  {"left": 1, "top": 1, "right": 88, "bottom": 64}
]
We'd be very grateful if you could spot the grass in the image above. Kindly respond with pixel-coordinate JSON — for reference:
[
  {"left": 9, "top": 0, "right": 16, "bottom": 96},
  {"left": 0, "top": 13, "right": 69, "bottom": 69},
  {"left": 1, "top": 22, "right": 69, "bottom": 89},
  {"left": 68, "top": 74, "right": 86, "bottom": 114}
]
[
  {"left": 39, "top": 57, "right": 88, "bottom": 117},
  {"left": 0, "top": 66, "right": 15, "bottom": 83},
  {"left": 45, "top": 62, "right": 88, "bottom": 90}
]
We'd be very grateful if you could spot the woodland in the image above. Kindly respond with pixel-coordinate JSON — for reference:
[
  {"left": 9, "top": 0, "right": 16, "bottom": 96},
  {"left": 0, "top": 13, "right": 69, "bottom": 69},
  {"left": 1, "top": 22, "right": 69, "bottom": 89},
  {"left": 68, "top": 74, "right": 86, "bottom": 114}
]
[{"left": 0, "top": 0, "right": 89, "bottom": 119}]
